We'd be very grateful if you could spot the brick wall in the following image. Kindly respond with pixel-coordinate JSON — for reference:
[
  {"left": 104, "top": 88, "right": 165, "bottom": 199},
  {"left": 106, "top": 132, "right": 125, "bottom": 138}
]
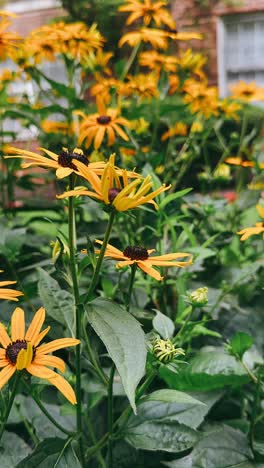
[
  {"left": 171, "top": 0, "right": 264, "bottom": 85},
  {"left": 11, "top": 7, "right": 65, "bottom": 36}
]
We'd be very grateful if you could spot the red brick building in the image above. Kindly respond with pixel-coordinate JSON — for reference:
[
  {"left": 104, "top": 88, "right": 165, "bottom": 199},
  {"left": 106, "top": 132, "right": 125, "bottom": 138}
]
[{"left": 172, "top": 0, "right": 264, "bottom": 95}]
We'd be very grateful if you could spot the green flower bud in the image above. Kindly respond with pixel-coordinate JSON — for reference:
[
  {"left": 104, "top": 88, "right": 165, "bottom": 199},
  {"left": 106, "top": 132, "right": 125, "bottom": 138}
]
[
  {"left": 189, "top": 287, "right": 208, "bottom": 307},
  {"left": 153, "top": 338, "right": 185, "bottom": 363}
]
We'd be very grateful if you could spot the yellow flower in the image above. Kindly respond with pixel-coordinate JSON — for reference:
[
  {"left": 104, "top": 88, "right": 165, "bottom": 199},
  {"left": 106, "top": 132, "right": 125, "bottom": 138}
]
[
  {"left": 169, "top": 74, "right": 180, "bottom": 95},
  {"left": 4, "top": 146, "right": 106, "bottom": 179},
  {"left": 139, "top": 50, "right": 177, "bottom": 74},
  {"left": 90, "top": 76, "right": 121, "bottom": 106},
  {"left": 82, "top": 48, "right": 113, "bottom": 75},
  {"left": 219, "top": 99, "right": 241, "bottom": 120},
  {"left": 229, "top": 81, "right": 264, "bottom": 102},
  {"left": 0, "top": 307, "right": 79, "bottom": 403},
  {"left": 118, "top": 0, "right": 176, "bottom": 29},
  {"left": 161, "top": 122, "right": 188, "bottom": 140},
  {"left": 124, "top": 73, "right": 159, "bottom": 100},
  {"left": 166, "top": 30, "right": 203, "bottom": 42},
  {"left": 24, "top": 32, "right": 58, "bottom": 64},
  {"left": 130, "top": 117, "right": 150, "bottom": 134},
  {"left": 0, "top": 271, "right": 23, "bottom": 302},
  {"left": 190, "top": 121, "right": 203, "bottom": 133},
  {"left": 176, "top": 48, "right": 206, "bottom": 78},
  {"left": 77, "top": 100, "right": 130, "bottom": 150},
  {"left": 237, "top": 205, "right": 264, "bottom": 241},
  {"left": 183, "top": 79, "right": 219, "bottom": 118},
  {"left": 119, "top": 28, "right": 168, "bottom": 49},
  {"left": 225, "top": 156, "right": 254, "bottom": 168},
  {"left": 57, "top": 154, "right": 170, "bottom": 211},
  {"left": 0, "top": 17, "right": 20, "bottom": 59},
  {"left": 153, "top": 338, "right": 185, "bottom": 362},
  {"left": 40, "top": 120, "right": 75, "bottom": 135},
  {"left": 213, "top": 163, "right": 231, "bottom": 180},
  {"left": 93, "top": 242, "right": 193, "bottom": 281}
]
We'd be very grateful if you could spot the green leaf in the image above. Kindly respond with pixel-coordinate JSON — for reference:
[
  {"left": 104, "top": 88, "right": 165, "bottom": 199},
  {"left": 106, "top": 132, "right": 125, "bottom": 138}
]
[
  {"left": 165, "top": 424, "right": 253, "bottom": 468},
  {"left": 159, "top": 188, "right": 192, "bottom": 210},
  {"left": 86, "top": 298, "right": 147, "bottom": 413},
  {"left": 160, "top": 347, "right": 250, "bottom": 392},
  {"left": 153, "top": 310, "right": 175, "bottom": 339},
  {"left": 124, "top": 420, "right": 199, "bottom": 452},
  {"left": 38, "top": 268, "right": 75, "bottom": 334},
  {"left": 16, "top": 438, "right": 81, "bottom": 468},
  {"left": 229, "top": 332, "right": 253, "bottom": 359},
  {"left": 0, "top": 432, "right": 31, "bottom": 467}
]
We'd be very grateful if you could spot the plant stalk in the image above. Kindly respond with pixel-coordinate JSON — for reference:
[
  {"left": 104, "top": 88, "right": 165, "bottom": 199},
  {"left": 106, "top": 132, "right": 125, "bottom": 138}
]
[{"left": 0, "top": 372, "right": 21, "bottom": 442}]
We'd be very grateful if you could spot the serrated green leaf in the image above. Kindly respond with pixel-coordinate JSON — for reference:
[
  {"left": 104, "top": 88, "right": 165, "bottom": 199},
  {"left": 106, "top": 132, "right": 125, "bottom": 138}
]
[
  {"left": 124, "top": 420, "right": 199, "bottom": 452},
  {"left": 86, "top": 298, "right": 147, "bottom": 413},
  {"left": 230, "top": 332, "right": 253, "bottom": 359}
]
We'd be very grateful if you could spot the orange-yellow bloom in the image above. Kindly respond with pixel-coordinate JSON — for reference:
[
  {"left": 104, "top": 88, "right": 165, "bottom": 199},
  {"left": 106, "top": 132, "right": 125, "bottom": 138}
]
[
  {"left": 118, "top": 0, "right": 176, "bottom": 29},
  {"left": 77, "top": 100, "right": 130, "bottom": 150},
  {"left": 229, "top": 81, "right": 264, "bottom": 102},
  {"left": 162, "top": 122, "right": 188, "bottom": 140},
  {"left": 0, "top": 271, "right": 23, "bottom": 301},
  {"left": 139, "top": 51, "right": 177, "bottom": 74},
  {"left": 57, "top": 155, "right": 170, "bottom": 211},
  {"left": 0, "top": 307, "right": 79, "bottom": 403},
  {"left": 119, "top": 28, "right": 168, "bottom": 49},
  {"left": 0, "top": 17, "right": 20, "bottom": 59},
  {"left": 5, "top": 146, "right": 106, "bottom": 179},
  {"left": 40, "top": 120, "right": 75, "bottom": 135},
  {"left": 237, "top": 205, "right": 264, "bottom": 241},
  {"left": 93, "top": 242, "right": 193, "bottom": 281},
  {"left": 183, "top": 79, "right": 219, "bottom": 118},
  {"left": 124, "top": 73, "right": 159, "bottom": 100}
]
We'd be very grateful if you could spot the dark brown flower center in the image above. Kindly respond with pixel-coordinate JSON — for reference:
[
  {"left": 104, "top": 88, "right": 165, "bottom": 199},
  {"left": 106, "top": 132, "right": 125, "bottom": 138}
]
[
  {"left": 58, "top": 149, "right": 89, "bottom": 170},
  {"left": 108, "top": 187, "right": 122, "bottom": 203},
  {"left": 97, "top": 115, "right": 111, "bottom": 125},
  {"left": 123, "top": 246, "right": 149, "bottom": 260},
  {"left": 5, "top": 339, "right": 35, "bottom": 365}
]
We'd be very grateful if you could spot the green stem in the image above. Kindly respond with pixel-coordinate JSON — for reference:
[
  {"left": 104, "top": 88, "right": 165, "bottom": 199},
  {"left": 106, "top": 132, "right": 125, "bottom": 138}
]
[
  {"left": 126, "top": 264, "right": 137, "bottom": 312},
  {"left": 0, "top": 372, "right": 21, "bottom": 442},
  {"left": 249, "top": 372, "right": 261, "bottom": 452},
  {"left": 86, "top": 432, "right": 109, "bottom": 462},
  {"left": 82, "top": 317, "right": 108, "bottom": 386},
  {"left": 68, "top": 174, "right": 84, "bottom": 466},
  {"left": 84, "top": 210, "right": 116, "bottom": 303},
  {"left": 174, "top": 306, "right": 193, "bottom": 346},
  {"left": 23, "top": 379, "right": 72, "bottom": 436},
  {"left": 107, "top": 365, "right": 115, "bottom": 468},
  {"left": 120, "top": 42, "right": 141, "bottom": 81}
]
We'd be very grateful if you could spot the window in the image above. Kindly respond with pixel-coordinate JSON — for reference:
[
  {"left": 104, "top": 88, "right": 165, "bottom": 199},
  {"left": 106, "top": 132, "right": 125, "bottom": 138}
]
[{"left": 217, "top": 13, "right": 264, "bottom": 97}]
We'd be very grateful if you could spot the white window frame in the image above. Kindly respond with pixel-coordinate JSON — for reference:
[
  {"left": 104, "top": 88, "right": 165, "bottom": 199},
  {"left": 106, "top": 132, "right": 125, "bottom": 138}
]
[
  {"left": 217, "top": 12, "right": 264, "bottom": 97},
  {"left": 3, "top": 0, "right": 60, "bottom": 14}
]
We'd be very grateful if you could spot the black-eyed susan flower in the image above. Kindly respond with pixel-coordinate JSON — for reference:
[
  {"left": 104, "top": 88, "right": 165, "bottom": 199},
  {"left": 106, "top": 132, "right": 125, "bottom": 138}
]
[
  {"left": 237, "top": 205, "right": 264, "bottom": 241},
  {"left": 77, "top": 99, "right": 130, "bottom": 150},
  {"left": 119, "top": 28, "right": 168, "bottom": 49},
  {"left": 139, "top": 51, "right": 177, "bottom": 74},
  {"left": 124, "top": 73, "right": 159, "bottom": 100},
  {"left": 57, "top": 156, "right": 170, "bottom": 212},
  {"left": 229, "top": 81, "right": 264, "bottom": 102},
  {"left": 118, "top": 0, "right": 176, "bottom": 29},
  {"left": 0, "top": 271, "right": 23, "bottom": 301},
  {"left": 93, "top": 242, "right": 193, "bottom": 280},
  {"left": 4, "top": 146, "right": 106, "bottom": 179},
  {"left": 161, "top": 122, "right": 188, "bottom": 140},
  {"left": 0, "top": 307, "right": 79, "bottom": 403},
  {"left": 0, "top": 16, "right": 20, "bottom": 60}
]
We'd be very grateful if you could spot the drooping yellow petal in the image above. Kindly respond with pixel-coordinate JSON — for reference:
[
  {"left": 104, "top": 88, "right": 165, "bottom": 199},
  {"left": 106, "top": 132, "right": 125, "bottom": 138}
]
[
  {"left": 11, "top": 307, "right": 25, "bottom": 341},
  {"left": 138, "top": 261, "right": 163, "bottom": 281},
  {"left": 25, "top": 307, "right": 45, "bottom": 345},
  {"left": 34, "top": 326, "right": 50, "bottom": 347},
  {"left": 48, "top": 373, "right": 77, "bottom": 404},
  {"left": 0, "top": 364, "right": 16, "bottom": 389},
  {"left": 0, "top": 323, "right": 11, "bottom": 348},
  {"left": 56, "top": 167, "right": 73, "bottom": 179},
  {"left": 16, "top": 343, "right": 33, "bottom": 370},
  {"left": 36, "top": 338, "right": 80, "bottom": 355},
  {"left": 26, "top": 363, "right": 56, "bottom": 379}
]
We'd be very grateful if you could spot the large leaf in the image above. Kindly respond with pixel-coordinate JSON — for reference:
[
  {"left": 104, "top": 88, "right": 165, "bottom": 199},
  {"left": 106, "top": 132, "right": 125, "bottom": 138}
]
[
  {"left": 153, "top": 310, "right": 175, "bottom": 339},
  {"left": 165, "top": 424, "right": 253, "bottom": 468},
  {"left": 0, "top": 432, "right": 31, "bottom": 468},
  {"left": 86, "top": 298, "right": 147, "bottom": 413},
  {"left": 128, "top": 389, "right": 205, "bottom": 430},
  {"left": 128, "top": 389, "right": 221, "bottom": 429},
  {"left": 124, "top": 420, "right": 199, "bottom": 452},
  {"left": 16, "top": 438, "right": 81, "bottom": 468},
  {"left": 38, "top": 268, "right": 75, "bottom": 334},
  {"left": 160, "top": 347, "right": 249, "bottom": 392}
]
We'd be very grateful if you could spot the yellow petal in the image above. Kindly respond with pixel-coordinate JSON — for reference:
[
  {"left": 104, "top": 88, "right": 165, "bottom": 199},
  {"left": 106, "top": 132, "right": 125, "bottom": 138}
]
[
  {"left": 33, "top": 355, "right": 66, "bottom": 373},
  {"left": 26, "top": 362, "right": 55, "bottom": 379},
  {"left": 11, "top": 307, "right": 25, "bottom": 341},
  {"left": 0, "top": 359, "right": 9, "bottom": 368},
  {"left": 138, "top": 261, "right": 163, "bottom": 281},
  {"left": 48, "top": 373, "right": 77, "bottom": 404},
  {"left": 0, "top": 323, "right": 11, "bottom": 348},
  {"left": 25, "top": 307, "right": 45, "bottom": 345},
  {"left": 34, "top": 326, "right": 50, "bottom": 347},
  {"left": 16, "top": 343, "right": 33, "bottom": 370},
  {"left": 56, "top": 167, "right": 73, "bottom": 179},
  {"left": 0, "top": 364, "right": 16, "bottom": 390},
  {"left": 36, "top": 338, "right": 80, "bottom": 355}
]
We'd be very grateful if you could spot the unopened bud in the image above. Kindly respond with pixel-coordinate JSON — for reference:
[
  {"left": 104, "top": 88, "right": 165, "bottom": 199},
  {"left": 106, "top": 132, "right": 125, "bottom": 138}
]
[{"left": 189, "top": 287, "right": 208, "bottom": 307}]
